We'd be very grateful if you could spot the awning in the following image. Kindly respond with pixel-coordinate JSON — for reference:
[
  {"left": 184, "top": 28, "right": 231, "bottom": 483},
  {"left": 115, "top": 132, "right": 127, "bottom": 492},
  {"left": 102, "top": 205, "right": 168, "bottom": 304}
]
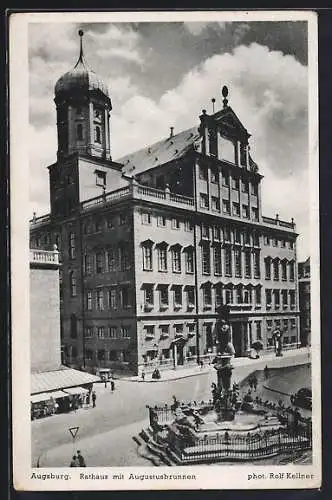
[
  {"left": 63, "top": 387, "right": 89, "bottom": 396},
  {"left": 47, "top": 390, "right": 68, "bottom": 399},
  {"left": 31, "top": 367, "right": 100, "bottom": 394},
  {"left": 31, "top": 393, "right": 52, "bottom": 404}
]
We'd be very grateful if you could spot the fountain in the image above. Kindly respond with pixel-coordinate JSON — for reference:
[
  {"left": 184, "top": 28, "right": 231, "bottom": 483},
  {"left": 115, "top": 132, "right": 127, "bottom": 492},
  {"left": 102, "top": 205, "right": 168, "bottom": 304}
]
[{"left": 136, "top": 306, "right": 312, "bottom": 465}]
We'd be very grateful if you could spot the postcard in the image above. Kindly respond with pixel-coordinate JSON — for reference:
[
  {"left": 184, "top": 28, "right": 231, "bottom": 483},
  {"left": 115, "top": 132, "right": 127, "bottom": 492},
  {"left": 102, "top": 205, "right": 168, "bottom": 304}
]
[{"left": 10, "top": 9, "right": 321, "bottom": 490}]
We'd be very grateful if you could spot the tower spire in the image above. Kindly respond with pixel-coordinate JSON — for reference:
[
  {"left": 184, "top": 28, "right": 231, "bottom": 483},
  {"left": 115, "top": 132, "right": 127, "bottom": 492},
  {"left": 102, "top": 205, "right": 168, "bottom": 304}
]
[{"left": 74, "top": 29, "right": 86, "bottom": 68}]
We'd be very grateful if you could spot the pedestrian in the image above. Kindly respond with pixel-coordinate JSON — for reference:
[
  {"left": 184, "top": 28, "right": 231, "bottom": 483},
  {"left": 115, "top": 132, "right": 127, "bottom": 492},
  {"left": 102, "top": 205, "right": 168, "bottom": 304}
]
[
  {"left": 252, "top": 375, "right": 258, "bottom": 391},
  {"left": 70, "top": 455, "right": 79, "bottom": 467},
  {"left": 141, "top": 369, "right": 145, "bottom": 381},
  {"left": 104, "top": 379, "right": 107, "bottom": 389},
  {"left": 77, "top": 450, "right": 86, "bottom": 467},
  {"left": 248, "top": 376, "right": 253, "bottom": 390},
  {"left": 86, "top": 393, "right": 90, "bottom": 406},
  {"left": 92, "top": 390, "right": 96, "bottom": 408},
  {"left": 264, "top": 365, "right": 269, "bottom": 380},
  {"left": 111, "top": 379, "right": 115, "bottom": 392},
  {"left": 200, "top": 359, "right": 204, "bottom": 369}
]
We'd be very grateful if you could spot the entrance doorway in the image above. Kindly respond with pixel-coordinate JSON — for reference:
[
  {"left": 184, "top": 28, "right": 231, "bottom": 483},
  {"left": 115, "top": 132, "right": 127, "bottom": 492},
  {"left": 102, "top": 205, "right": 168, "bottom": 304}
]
[{"left": 232, "top": 322, "right": 243, "bottom": 357}]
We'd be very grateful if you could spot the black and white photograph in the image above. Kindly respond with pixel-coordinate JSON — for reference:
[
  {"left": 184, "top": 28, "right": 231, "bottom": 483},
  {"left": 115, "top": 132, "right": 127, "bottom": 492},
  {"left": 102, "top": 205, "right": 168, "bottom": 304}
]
[{"left": 10, "top": 10, "right": 321, "bottom": 491}]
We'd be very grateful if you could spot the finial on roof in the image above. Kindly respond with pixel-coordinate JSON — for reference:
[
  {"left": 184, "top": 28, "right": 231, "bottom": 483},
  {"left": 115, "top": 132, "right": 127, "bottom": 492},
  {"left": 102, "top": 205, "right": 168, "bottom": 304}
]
[
  {"left": 75, "top": 29, "right": 85, "bottom": 67},
  {"left": 170, "top": 126, "right": 174, "bottom": 138},
  {"left": 212, "top": 97, "right": 216, "bottom": 113},
  {"left": 202, "top": 109, "right": 207, "bottom": 115},
  {"left": 222, "top": 85, "right": 229, "bottom": 108}
]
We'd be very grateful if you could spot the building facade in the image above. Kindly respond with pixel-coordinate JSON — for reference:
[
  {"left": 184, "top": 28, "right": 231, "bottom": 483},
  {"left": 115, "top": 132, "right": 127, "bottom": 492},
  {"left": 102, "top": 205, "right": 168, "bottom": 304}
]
[
  {"left": 298, "top": 257, "right": 311, "bottom": 346},
  {"left": 30, "top": 34, "right": 300, "bottom": 376}
]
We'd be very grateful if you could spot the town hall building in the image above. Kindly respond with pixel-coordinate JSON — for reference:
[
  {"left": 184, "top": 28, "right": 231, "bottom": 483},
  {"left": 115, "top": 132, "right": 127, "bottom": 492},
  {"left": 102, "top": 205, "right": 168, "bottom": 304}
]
[{"left": 30, "top": 32, "right": 300, "bottom": 376}]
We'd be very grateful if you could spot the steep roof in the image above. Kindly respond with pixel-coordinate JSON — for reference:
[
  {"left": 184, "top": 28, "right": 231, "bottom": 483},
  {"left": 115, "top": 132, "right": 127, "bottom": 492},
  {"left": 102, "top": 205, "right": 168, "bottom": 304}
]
[{"left": 116, "top": 126, "right": 200, "bottom": 176}]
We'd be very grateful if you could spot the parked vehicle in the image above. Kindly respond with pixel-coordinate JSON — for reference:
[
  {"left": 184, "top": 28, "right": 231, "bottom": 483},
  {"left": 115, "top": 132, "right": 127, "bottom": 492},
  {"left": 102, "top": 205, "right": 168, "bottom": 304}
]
[{"left": 290, "top": 388, "right": 312, "bottom": 410}]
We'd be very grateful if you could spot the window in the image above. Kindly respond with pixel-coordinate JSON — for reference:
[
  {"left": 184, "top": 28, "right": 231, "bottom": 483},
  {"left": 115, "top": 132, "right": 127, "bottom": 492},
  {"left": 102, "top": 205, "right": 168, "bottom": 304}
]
[
  {"left": 173, "top": 286, "right": 182, "bottom": 307},
  {"left": 97, "top": 349, "right": 105, "bottom": 361},
  {"left": 212, "top": 196, "right": 220, "bottom": 211},
  {"left": 273, "top": 238, "right": 278, "bottom": 247},
  {"left": 201, "top": 224, "right": 209, "bottom": 239},
  {"left": 160, "top": 325, "right": 170, "bottom": 338},
  {"left": 225, "top": 287, "right": 233, "bottom": 304},
  {"left": 253, "top": 232, "right": 260, "bottom": 247},
  {"left": 224, "top": 246, "right": 232, "bottom": 276},
  {"left": 223, "top": 226, "right": 231, "bottom": 241},
  {"left": 234, "top": 228, "right": 241, "bottom": 244},
  {"left": 242, "top": 205, "right": 249, "bottom": 219},
  {"left": 187, "top": 287, "right": 195, "bottom": 307},
  {"left": 243, "top": 231, "right": 250, "bottom": 246},
  {"left": 157, "top": 216, "right": 166, "bottom": 227},
  {"left": 84, "top": 254, "right": 93, "bottom": 275},
  {"left": 141, "top": 212, "right": 151, "bottom": 225},
  {"left": 95, "top": 170, "right": 106, "bottom": 187},
  {"left": 185, "top": 248, "right": 194, "bottom": 273},
  {"left": 119, "top": 212, "right": 128, "bottom": 225},
  {"left": 202, "top": 285, "right": 212, "bottom": 307},
  {"left": 109, "top": 327, "right": 117, "bottom": 338},
  {"left": 236, "top": 286, "right": 243, "bottom": 304},
  {"left": 95, "top": 125, "right": 101, "bottom": 144},
  {"left": 84, "top": 327, "right": 93, "bottom": 338},
  {"left": 199, "top": 165, "right": 208, "bottom": 180},
  {"left": 144, "top": 285, "right": 154, "bottom": 307},
  {"left": 253, "top": 251, "right": 260, "bottom": 278},
  {"left": 85, "top": 349, "right": 93, "bottom": 361},
  {"left": 144, "top": 326, "right": 155, "bottom": 339},
  {"left": 69, "top": 271, "right": 77, "bottom": 297},
  {"left": 281, "top": 260, "right": 287, "bottom": 280},
  {"left": 87, "top": 291, "right": 93, "bottom": 310},
  {"left": 274, "top": 290, "right": 280, "bottom": 308},
  {"left": 264, "top": 235, "right": 270, "bottom": 246},
  {"left": 273, "top": 260, "right": 279, "bottom": 281},
  {"left": 119, "top": 244, "right": 130, "bottom": 271},
  {"left": 243, "top": 288, "right": 251, "bottom": 304},
  {"left": 174, "top": 324, "right": 184, "bottom": 336},
  {"left": 251, "top": 183, "right": 258, "bottom": 196},
  {"left": 252, "top": 207, "right": 259, "bottom": 221},
  {"left": 96, "top": 252, "right": 105, "bottom": 274},
  {"left": 255, "top": 286, "right": 261, "bottom": 305},
  {"left": 120, "top": 287, "right": 131, "bottom": 308},
  {"left": 232, "top": 177, "right": 239, "bottom": 190},
  {"left": 282, "top": 289, "right": 288, "bottom": 307},
  {"left": 70, "top": 314, "right": 77, "bottom": 339},
  {"left": 215, "top": 285, "right": 223, "bottom": 308},
  {"left": 244, "top": 250, "right": 251, "bottom": 278},
  {"left": 234, "top": 248, "right": 242, "bottom": 277},
  {"left": 289, "top": 261, "right": 295, "bottom": 281},
  {"left": 157, "top": 245, "right": 168, "bottom": 272},
  {"left": 265, "top": 258, "right": 271, "bottom": 280},
  {"left": 96, "top": 289, "right": 104, "bottom": 311},
  {"left": 256, "top": 321, "right": 262, "bottom": 340},
  {"left": 159, "top": 286, "right": 169, "bottom": 307},
  {"left": 222, "top": 200, "right": 230, "bottom": 214},
  {"left": 185, "top": 220, "right": 193, "bottom": 232},
  {"left": 266, "top": 289, "right": 272, "bottom": 307},
  {"left": 289, "top": 290, "right": 296, "bottom": 308},
  {"left": 202, "top": 244, "right": 211, "bottom": 274},
  {"left": 97, "top": 327, "right": 105, "bottom": 339},
  {"left": 77, "top": 123, "right": 83, "bottom": 140},
  {"left": 200, "top": 193, "right": 209, "bottom": 209},
  {"left": 213, "top": 226, "right": 221, "bottom": 241},
  {"left": 106, "top": 247, "right": 117, "bottom": 272},
  {"left": 222, "top": 171, "right": 229, "bottom": 187},
  {"left": 142, "top": 241, "right": 153, "bottom": 271},
  {"left": 281, "top": 239, "right": 286, "bottom": 248},
  {"left": 232, "top": 202, "right": 240, "bottom": 217},
  {"left": 205, "top": 323, "right": 213, "bottom": 349},
  {"left": 69, "top": 232, "right": 76, "bottom": 259},
  {"left": 171, "top": 218, "right": 180, "bottom": 230},
  {"left": 108, "top": 288, "right": 117, "bottom": 309},
  {"left": 240, "top": 144, "right": 247, "bottom": 166},
  {"left": 107, "top": 217, "right": 115, "bottom": 229},
  {"left": 267, "top": 320, "right": 273, "bottom": 330},
  {"left": 289, "top": 240, "right": 294, "bottom": 249},
  {"left": 213, "top": 245, "right": 222, "bottom": 275},
  {"left": 171, "top": 246, "right": 182, "bottom": 273},
  {"left": 242, "top": 180, "right": 249, "bottom": 193},
  {"left": 211, "top": 168, "right": 219, "bottom": 183},
  {"left": 109, "top": 350, "right": 118, "bottom": 361}
]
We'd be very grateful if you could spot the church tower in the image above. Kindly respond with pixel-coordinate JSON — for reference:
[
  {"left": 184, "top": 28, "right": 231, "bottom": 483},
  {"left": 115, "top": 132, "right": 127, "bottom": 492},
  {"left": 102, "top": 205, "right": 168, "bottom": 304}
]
[{"left": 54, "top": 30, "right": 112, "bottom": 161}]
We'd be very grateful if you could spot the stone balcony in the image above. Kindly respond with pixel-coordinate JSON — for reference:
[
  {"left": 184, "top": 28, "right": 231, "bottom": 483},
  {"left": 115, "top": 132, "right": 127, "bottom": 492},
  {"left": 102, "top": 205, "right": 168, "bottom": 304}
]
[{"left": 30, "top": 248, "right": 60, "bottom": 268}]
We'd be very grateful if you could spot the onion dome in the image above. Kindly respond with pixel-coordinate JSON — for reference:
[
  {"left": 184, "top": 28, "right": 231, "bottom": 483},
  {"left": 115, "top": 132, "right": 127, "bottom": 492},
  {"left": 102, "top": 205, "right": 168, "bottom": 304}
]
[{"left": 55, "top": 30, "right": 110, "bottom": 100}]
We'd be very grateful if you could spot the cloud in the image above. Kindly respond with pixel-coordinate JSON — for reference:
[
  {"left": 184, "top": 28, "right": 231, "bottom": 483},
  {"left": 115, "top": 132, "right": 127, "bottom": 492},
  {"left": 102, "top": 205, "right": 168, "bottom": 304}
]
[
  {"left": 183, "top": 21, "right": 226, "bottom": 36},
  {"left": 29, "top": 37, "right": 309, "bottom": 259}
]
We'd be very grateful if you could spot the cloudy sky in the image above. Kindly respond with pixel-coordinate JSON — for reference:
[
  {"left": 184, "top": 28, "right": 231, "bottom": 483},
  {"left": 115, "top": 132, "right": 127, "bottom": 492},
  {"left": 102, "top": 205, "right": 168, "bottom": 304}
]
[{"left": 28, "top": 19, "right": 311, "bottom": 260}]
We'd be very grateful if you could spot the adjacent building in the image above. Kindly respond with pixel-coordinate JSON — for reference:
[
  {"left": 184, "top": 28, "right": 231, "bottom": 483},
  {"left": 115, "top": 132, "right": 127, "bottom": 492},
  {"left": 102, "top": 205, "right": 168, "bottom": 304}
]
[
  {"left": 298, "top": 257, "right": 311, "bottom": 346},
  {"left": 30, "top": 33, "right": 300, "bottom": 376}
]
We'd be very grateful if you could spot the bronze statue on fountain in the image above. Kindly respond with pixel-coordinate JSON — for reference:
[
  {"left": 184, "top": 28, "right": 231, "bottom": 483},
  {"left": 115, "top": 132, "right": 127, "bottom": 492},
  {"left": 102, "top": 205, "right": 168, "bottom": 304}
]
[{"left": 212, "top": 305, "right": 237, "bottom": 421}]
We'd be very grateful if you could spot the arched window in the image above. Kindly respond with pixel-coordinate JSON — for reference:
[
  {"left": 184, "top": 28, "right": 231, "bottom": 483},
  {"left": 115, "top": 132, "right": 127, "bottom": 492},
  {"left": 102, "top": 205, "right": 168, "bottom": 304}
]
[
  {"left": 69, "top": 271, "right": 77, "bottom": 297},
  {"left": 95, "top": 125, "right": 101, "bottom": 144}
]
